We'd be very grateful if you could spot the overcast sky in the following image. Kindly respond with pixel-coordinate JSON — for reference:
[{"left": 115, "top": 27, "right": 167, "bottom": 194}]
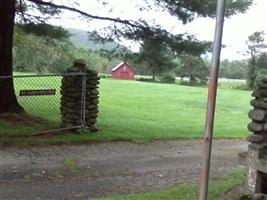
[{"left": 52, "top": 0, "right": 267, "bottom": 60}]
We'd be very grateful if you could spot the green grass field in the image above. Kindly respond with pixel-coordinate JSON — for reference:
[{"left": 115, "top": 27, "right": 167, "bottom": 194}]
[
  {"left": 0, "top": 77, "right": 252, "bottom": 144},
  {"left": 99, "top": 79, "right": 251, "bottom": 139},
  {"left": 92, "top": 170, "right": 244, "bottom": 200}
]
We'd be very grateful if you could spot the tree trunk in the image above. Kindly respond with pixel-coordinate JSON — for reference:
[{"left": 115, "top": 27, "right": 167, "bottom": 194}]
[
  {"left": 189, "top": 74, "right": 195, "bottom": 85},
  {"left": 189, "top": 75, "right": 192, "bottom": 85},
  {"left": 247, "top": 56, "right": 257, "bottom": 89},
  {"left": 151, "top": 67, "right": 156, "bottom": 80},
  {"left": 0, "top": 0, "right": 24, "bottom": 113}
]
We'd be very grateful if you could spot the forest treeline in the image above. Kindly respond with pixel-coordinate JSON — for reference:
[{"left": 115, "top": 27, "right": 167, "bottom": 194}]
[{"left": 13, "top": 26, "right": 251, "bottom": 82}]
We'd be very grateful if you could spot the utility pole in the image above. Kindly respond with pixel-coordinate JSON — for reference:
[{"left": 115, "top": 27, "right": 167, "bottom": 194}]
[{"left": 199, "top": 1, "right": 226, "bottom": 200}]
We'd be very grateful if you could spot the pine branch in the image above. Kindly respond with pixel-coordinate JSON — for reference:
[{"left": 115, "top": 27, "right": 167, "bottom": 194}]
[{"left": 27, "top": 0, "right": 144, "bottom": 29}]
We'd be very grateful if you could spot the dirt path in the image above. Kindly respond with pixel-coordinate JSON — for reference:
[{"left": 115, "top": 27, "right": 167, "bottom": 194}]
[{"left": 0, "top": 139, "right": 247, "bottom": 200}]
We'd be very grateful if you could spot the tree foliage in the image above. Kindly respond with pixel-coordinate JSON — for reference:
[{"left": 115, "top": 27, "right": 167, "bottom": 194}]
[
  {"left": 246, "top": 31, "right": 267, "bottom": 89},
  {"left": 16, "top": 0, "right": 253, "bottom": 56},
  {"left": 253, "top": 53, "right": 267, "bottom": 85},
  {"left": 13, "top": 26, "right": 123, "bottom": 73},
  {"left": 219, "top": 59, "right": 248, "bottom": 80},
  {"left": 0, "top": 0, "right": 254, "bottom": 113},
  {"left": 137, "top": 39, "right": 177, "bottom": 79},
  {"left": 176, "top": 55, "right": 208, "bottom": 85},
  {"left": 154, "top": 0, "right": 252, "bottom": 23}
]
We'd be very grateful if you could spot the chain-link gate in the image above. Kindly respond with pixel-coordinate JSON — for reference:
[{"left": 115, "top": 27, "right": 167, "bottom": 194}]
[{"left": 0, "top": 73, "right": 86, "bottom": 135}]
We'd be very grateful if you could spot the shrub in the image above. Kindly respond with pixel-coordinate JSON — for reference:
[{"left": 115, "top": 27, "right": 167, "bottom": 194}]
[
  {"left": 179, "top": 79, "right": 207, "bottom": 87},
  {"left": 160, "top": 73, "right": 176, "bottom": 83},
  {"left": 99, "top": 74, "right": 111, "bottom": 79},
  {"left": 136, "top": 77, "right": 158, "bottom": 82},
  {"left": 231, "top": 84, "right": 250, "bottom": 90}
]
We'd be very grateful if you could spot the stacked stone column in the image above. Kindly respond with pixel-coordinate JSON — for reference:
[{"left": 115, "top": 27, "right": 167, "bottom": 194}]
[
  {"left": 248, "top": 79, "right": 267, "bottom": 142},
  {"left": 245, "top": 79, "right": 267, "bottom": 197},
  {"left": 60, "top": 59, "right": 99, "bottom": 132}
]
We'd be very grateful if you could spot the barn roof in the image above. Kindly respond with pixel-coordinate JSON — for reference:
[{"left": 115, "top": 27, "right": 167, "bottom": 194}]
[{"left": 111, "top": 62, "right": 135, "bottom": 72}]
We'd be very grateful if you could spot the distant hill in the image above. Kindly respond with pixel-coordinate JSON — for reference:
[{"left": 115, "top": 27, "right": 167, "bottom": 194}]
[{"left": 67, "top": 28, "right": 128, "bottom": 51}]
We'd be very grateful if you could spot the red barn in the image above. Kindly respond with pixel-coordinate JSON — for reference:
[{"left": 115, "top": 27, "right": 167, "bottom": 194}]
[{"left": 111, "top": 62, "right": 135, "bottom": 80}]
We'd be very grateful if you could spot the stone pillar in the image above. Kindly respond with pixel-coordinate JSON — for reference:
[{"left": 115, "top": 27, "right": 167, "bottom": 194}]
[
  {"left": 60, "top": 59, "right": 99, "bottom": 132},
  {"left": 245, "top": 78, "right": 267, "bottom": 196},
  {"left": 246, "top": 144, "right": 262, "bottom": 193}
]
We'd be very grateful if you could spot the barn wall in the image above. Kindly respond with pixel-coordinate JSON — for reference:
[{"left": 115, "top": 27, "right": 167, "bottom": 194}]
[{"left": 112, "top": 64, "right": 135, "bottom": 80}]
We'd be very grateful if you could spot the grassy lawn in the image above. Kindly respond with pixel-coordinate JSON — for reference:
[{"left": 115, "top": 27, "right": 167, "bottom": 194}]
[
  {"left": 92, "top": 170, "right": 244, "bottom": 200},
  {"left": 0, "top": 77, "right": 252, "bottom": 144}
]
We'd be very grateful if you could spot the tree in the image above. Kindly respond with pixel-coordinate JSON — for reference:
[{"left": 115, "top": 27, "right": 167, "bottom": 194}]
[
  {"left": 246, "top": 31, "right": 267, "bottom": 89},
  {"left": 219, "top": 59, "right": 248, "bottom": 79},
  {"left": 13, "top": 26, "right": 66, "bottom": 73},
  {"left": 0, "top": 0, "right": 253, "bottom": 113},
  {"left": 0, "top": 0, "right": 24, "bottom": 112},
  {"left": 137, "top": 39, "right": 177, "bottom": 80},
  {"left": 13, "top": 27, "right": 125, "bottom": 74},
  {"left": 0, "top": 0, "right": 68, "bottom": 113},
  {"left": 257, "top": 52, "right": 267, "bottom": 70},
  {"left": 177, "top": 55, "right": 208, "bottom": 85},
  {"left": 252, "top": 52, "right": 267, "bottom": 84}
]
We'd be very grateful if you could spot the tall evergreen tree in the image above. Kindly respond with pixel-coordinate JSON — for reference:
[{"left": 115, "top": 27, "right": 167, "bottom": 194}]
[
  {"left": 138, "top": 39, "right": 176, "bottom": 79},
  {"left": 177, "top": 55, "right": 208, "bottom": 85}
]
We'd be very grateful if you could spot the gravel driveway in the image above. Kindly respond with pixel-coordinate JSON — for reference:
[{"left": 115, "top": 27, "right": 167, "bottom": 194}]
[{"left": 0, "top": 139, "right": 248, "bottom": 200}]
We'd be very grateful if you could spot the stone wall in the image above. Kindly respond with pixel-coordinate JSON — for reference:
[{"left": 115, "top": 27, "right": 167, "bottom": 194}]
[{"left": 60, "top": 59, "right": 99, "bottom": 132}]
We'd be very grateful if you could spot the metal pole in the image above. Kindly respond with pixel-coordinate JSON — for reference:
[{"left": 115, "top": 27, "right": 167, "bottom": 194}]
[{"left": 199, "top": 1, "right": 225, "bottom": 200}]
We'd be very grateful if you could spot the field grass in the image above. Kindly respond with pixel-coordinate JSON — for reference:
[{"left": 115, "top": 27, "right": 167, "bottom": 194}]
[
  {"left": 218, "top": 78, "right": 247, "bottom": 90},
  {"left": 0, "top": 77, "right": 252, "bottom": 144},
  {"left": 98, "top": 79, "right": 251, "bottom": 139},
  {"left": 92, "top": 170, "right": 244, "bottom": 200}
]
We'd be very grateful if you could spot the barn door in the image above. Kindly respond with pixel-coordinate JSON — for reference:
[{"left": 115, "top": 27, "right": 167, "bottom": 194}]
[{"left": 121, "top": 72, "right": 129, "bottom": 79}]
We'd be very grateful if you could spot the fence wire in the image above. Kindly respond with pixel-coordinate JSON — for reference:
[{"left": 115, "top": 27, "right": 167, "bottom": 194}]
[{"left": 0, "top": 73, "right": 85, "bottom": 135}]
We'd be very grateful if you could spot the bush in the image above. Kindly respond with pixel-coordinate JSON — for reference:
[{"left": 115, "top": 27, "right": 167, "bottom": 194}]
[
  {"left": 99, "top": 74, "right": 111, "bottom": 79},
  {"left": 136, "top": 77, "right": 158, "bottom": 82},
  {"left": 179, "top": 79, "right": 207, "bottom": 87},
  {"left": 160, "top": 73, "right": 176, "bottom": 83},
  {"left": 231, "top": 84, "right": 250, "bottom": 90}
]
